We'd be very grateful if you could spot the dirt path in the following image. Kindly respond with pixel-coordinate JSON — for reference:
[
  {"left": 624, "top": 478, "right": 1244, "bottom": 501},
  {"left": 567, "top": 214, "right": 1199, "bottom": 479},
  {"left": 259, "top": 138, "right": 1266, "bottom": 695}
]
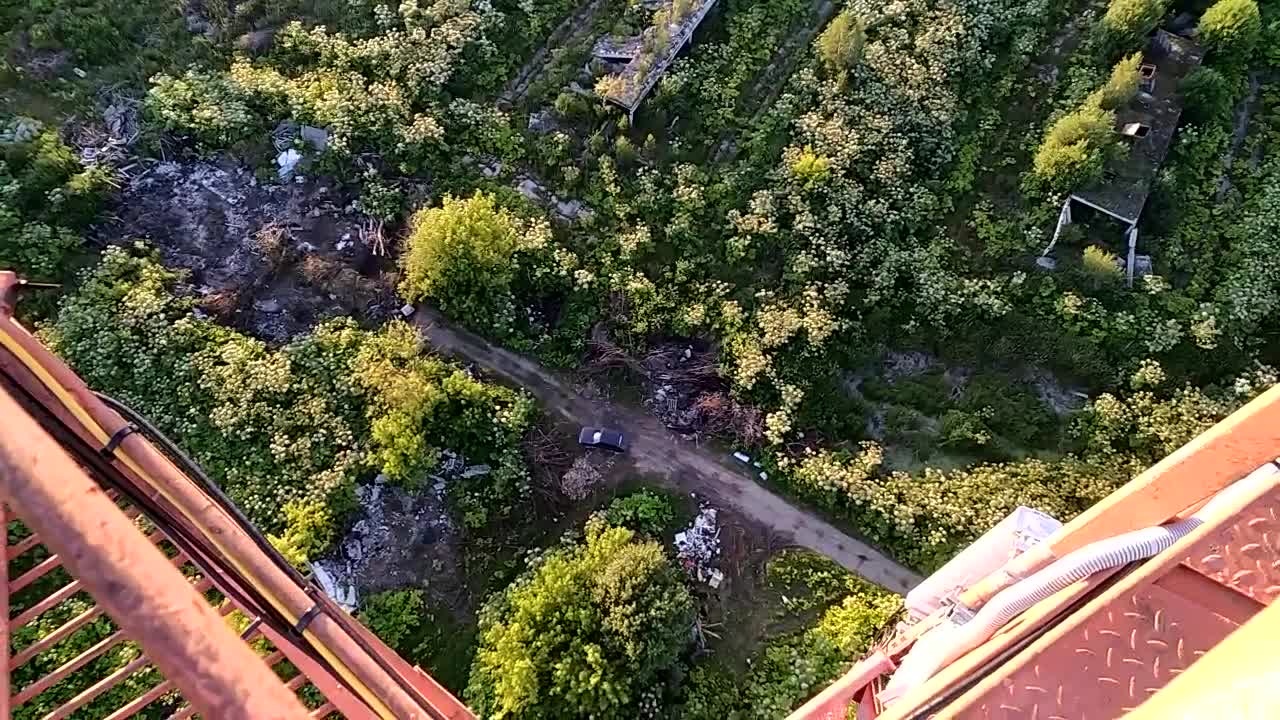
[{"left": 412, "top": 307, "right": 922, "bottom": 594}]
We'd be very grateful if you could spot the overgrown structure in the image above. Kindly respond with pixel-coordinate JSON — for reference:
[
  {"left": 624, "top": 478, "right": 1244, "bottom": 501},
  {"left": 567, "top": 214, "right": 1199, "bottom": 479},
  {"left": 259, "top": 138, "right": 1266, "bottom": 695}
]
[
  {"left": 1043, "top": 30, "right": 1204, "bottom": 284},
  {"left": 593, "top": 0, "right": 720, "bottom": 121}
]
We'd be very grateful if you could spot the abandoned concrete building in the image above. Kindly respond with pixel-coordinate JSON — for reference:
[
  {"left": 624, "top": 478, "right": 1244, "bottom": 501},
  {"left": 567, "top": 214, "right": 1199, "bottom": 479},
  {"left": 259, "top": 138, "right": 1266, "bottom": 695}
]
[
  {"left": 1041, "top": 30, "right": 1205, "bottom": 285},
  {"left": 592, "top": 0, "right": 719, "bottom": 120}
]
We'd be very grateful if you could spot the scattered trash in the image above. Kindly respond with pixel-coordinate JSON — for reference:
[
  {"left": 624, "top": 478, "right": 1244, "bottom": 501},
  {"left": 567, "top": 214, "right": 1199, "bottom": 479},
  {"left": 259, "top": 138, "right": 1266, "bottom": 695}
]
[
  {"left": 312, "top": 564, "right": 358, "bottom": 610},
  {"left": 399, "top": 304, "right": 416, "bottom": 318},
  {"left": 72, "top": 67, "right": 87, "bottom": 79},
  {"left": 674, "top": 504, "right": 721, "bottom": 585},
  {"left": 732, "top": 451, "right": 750, "bottom": 463},
  {"left": 276, "top": 149, "right": 302, "bottom": 179},
  {"left": 758, "top": 471, "right": 768, "bottom": 481},
  {"left": 312, "top": 456, "right": 465, "bottom": 612},
  {"left": 707, "top": 568, "right": 724, "bottom": 589}
]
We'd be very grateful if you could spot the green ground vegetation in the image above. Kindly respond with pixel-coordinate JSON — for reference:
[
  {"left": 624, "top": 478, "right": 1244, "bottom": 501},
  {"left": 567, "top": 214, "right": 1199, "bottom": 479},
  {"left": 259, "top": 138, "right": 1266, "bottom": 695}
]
[{"left": 5, "top": 0, "right": 1280, "bottom": 716}]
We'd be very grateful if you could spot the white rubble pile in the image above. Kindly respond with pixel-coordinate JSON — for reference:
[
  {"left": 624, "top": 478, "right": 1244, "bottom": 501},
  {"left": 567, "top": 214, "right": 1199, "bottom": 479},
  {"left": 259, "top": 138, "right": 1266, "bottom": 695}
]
[
  {"left": 312, "top": 452, "right": 466, "bottom": 611},
  {"left": 674, "top": 504, "right": 724, "bottom": 588}
]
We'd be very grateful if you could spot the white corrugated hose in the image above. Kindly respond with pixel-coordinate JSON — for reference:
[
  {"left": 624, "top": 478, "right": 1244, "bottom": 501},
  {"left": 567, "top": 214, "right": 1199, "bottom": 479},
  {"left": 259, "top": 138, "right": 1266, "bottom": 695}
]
[{"left": 880, "top": 460, "right": 1280, "bottom": 705}]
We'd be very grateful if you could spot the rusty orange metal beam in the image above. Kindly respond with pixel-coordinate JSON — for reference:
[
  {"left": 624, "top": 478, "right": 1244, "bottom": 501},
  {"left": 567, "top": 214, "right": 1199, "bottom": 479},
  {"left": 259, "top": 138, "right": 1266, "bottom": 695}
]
[
  {"left": 1, "top": 505, "right": 9, "bottom": 720},
  {"left": 1125, "top": 597, "right": 1280, "bottom": 719},
  {"left": 958, "top": 383, "right": 1280, "bottom": 609},
  {"left": 0, "top": 274, "right": 473, "bottom": 720},
  {"left": 785, "top": 651, "right": 894, "bottom": 720},
  {"left": 0, "top": 387, "right": 310, "bottom": 720},
  {"left": 10, "top": 541, "right": 205, "bottom": 671},
  {"left": 930, "top": 473, "right": 1279, "bottom": 720},
  {"left": 42, "top": 651, "right": 154, "bottom": 720},
  {"left": 101, "top": 678, "right": 175, "bottom": 720},
  {"left": 10, "top": 521, "right": 178, "bottom": 634}
]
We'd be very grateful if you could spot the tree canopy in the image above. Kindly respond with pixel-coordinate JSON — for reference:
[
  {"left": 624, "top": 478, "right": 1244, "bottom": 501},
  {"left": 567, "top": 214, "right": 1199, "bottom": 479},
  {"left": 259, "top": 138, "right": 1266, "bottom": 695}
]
[
  {"left": 1199, "top": 0, "right": 1261, "bottom": 63},
  {"left": 465, "top": 520, "right": 695, "bottom": 719},
  {"left": 815, "top": 11, "right": 866, "bottom": 74},
  {"left": 1099, "top": 0, "right": 1167, "bottom": 51},
  {"left": 400, "top": 191, "right": 553, "bottom": 338},
  {"left": 1033, "top": 104, "right": 1116, "bottom": 193}
]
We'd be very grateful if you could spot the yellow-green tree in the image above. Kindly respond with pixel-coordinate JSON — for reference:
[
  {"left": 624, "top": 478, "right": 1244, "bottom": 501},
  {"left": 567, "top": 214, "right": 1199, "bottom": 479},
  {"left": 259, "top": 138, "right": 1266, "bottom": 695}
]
[
  {"left": 1082, "top": 244, "right": 1123, "bottom": 281},
  {"left": 1200, "top": 0, "right": 1261, "bottom": 63},
  {"left": 466, "top": 520, "right": 694, "bottom": 719},
  {"left": 1033, "top": 105, "right": 1117, "bottom": 193},
  {"left": 1099, "top": 0, "right": 1167, "bottom": 52},
  {"left": 816, "top": 11, "right": 866, "bottom": 75},
  {"left": 400, "top": 192, "right": 546, "bottom": 337},
  {"left": 1096, "top": 53, "right": 1142, "bottom": 110}
]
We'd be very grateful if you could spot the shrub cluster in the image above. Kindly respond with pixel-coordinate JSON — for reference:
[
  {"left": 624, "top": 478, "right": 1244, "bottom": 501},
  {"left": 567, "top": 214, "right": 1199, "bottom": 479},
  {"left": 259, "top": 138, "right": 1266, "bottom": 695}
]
[{"left": 46, "top": 246, "right": 537, "bottom": 555}]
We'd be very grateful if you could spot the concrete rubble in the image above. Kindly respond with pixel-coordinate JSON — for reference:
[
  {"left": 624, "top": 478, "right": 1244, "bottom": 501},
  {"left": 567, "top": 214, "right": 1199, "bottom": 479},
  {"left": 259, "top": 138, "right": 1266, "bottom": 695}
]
[{"left": 312, "top": 452, "right": 466, "bottom": 612}]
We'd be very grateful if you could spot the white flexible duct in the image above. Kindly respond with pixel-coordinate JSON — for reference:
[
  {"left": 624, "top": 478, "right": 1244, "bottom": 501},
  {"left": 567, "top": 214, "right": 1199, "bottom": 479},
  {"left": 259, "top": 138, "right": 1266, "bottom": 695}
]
[{"left": 881, "top": 460, "right": 1280, "bottom": 705}]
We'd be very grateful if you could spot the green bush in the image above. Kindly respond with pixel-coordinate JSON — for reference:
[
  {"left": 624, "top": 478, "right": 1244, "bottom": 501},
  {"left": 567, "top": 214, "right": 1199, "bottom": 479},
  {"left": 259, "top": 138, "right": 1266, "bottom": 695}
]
[
  {"left": 681, "top": 561, "right": 899, "bottom": 719},
  {"left": 0, "top": 221, "right": 79, "bottom": 280},
  {"left": 1180, "top": 67, "right": 1235, "bottom": 125},
  {"left": 816, "top": 12, "right": 866, "bottom": 75},
  {"left": 146, "top": 70, "right": 266, "bottom": 147},
  {"left": 781, "top": 444, "right": 1122, "bottom": 570},
  {"left": 358, "top": 589, "right": 426, "bottom": 651},
  {"left": 1, "top": 123, "right": 111, "bottom": 282},
  {"left": 48, "top": 247, "right": 536, "bottom": 553},
  {"left": 1200, "top": 0, "right": 1262, "bottom": 64},
  {"left": 400, "top": 192, "right": 544, "bottom": 338},
  {"left": 603, "top": 490, "right": 676, "bottom": 537},
  {"left": 1097, "top": 53, "right": 1142, "bottom": 110},
  {"left": 1099, "top": 0, "right": 1167, "bottom": 53},
  {"left": 1033, "top": 104, "right": 1117, "bottom": 193},
  {"left": 1082, "top": 244, "right": 1123, "bottom": 281},
  {"left": 466, "top": 520, "right": 694, "bottom": 719}
]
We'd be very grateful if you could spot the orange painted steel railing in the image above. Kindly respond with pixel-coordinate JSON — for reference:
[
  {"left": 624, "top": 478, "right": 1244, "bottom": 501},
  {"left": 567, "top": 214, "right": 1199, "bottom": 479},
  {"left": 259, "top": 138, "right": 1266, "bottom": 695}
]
[
  {"left": 0, "top": 270, "right": 474, "bottom": 720},
  {"left": 788, "top": 383, "right": 1280, "bottom": 720}
]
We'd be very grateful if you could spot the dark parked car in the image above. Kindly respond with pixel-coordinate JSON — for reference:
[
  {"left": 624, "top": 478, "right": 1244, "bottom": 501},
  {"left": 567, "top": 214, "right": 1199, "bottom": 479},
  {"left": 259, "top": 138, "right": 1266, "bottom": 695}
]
[{"left": 578, "top": 426, "right": 627, "bottom": 452}]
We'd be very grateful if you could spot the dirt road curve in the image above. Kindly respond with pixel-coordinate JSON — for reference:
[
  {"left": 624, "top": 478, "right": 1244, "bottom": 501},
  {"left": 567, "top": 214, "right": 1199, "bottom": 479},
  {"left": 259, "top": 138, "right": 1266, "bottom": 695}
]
[{"left": 413, "top": 308, "right": 922, "bottom": 594}]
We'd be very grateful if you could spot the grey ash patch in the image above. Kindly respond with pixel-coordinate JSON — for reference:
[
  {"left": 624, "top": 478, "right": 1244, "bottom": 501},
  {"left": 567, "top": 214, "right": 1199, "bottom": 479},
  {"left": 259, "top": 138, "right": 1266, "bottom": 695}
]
[{"left": 105, "top": 157, "right": 398, "bottom": 343}]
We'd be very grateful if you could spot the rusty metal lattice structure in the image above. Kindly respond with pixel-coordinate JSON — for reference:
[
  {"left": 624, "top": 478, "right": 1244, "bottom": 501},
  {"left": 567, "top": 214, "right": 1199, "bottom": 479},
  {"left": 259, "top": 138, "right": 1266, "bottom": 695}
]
[
  {"left": 0, "top": 271, "right": 474, "bottom": 720},
  {"left": 789, "top": 382, "right": 1280, "bottom": 720}
]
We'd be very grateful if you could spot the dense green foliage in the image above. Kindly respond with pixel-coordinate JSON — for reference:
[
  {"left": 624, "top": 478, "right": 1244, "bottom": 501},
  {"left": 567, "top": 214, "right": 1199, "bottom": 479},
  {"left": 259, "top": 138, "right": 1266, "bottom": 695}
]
[
  {"left": 46, "top": 246, "right": 536, "bottom": 550},
  {"left": 1200, "top": 0, "right": 1262, "bottom": 63},
  {"left": 603, "top": 490, "right": 678, "bottom": 537},
  {"left": 1097, "top": 53, "right": 1141, "bottom": 110},
  {"left": 680, "top": 552, "right": 900, "bottom": 719},
  {"left": 400, "top": 192, "right": 562, "bottom": 338},
  {"left": 1, "top": 117, "right": 112, "bottom": 281},
  {"left": 1082, "top": 244, "right": 1123, "bottom": 281},
  {"left": 8, "top": 0, "right": 1280, "bottom": 713},
  {"left": 465, "top": 520, "right": 695, "bottom": 719},
  {"left": 1033, "top": 103, "right": 1116, "bottom": 192},
  {"left": 815, "top": 12, "right": 866, "bottom": 75},
  {"left": 144, "top": 0, "right": 567, "bottom": 167},
  {"left": 358, "top": 588, "right": 428, "bottom": 650},
  {"left": 1099, "top": 0, "right": 1167, "bottom": 53},
  {"left": 1181, "top": 67, "right": 1236, "bottom": 124}
]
